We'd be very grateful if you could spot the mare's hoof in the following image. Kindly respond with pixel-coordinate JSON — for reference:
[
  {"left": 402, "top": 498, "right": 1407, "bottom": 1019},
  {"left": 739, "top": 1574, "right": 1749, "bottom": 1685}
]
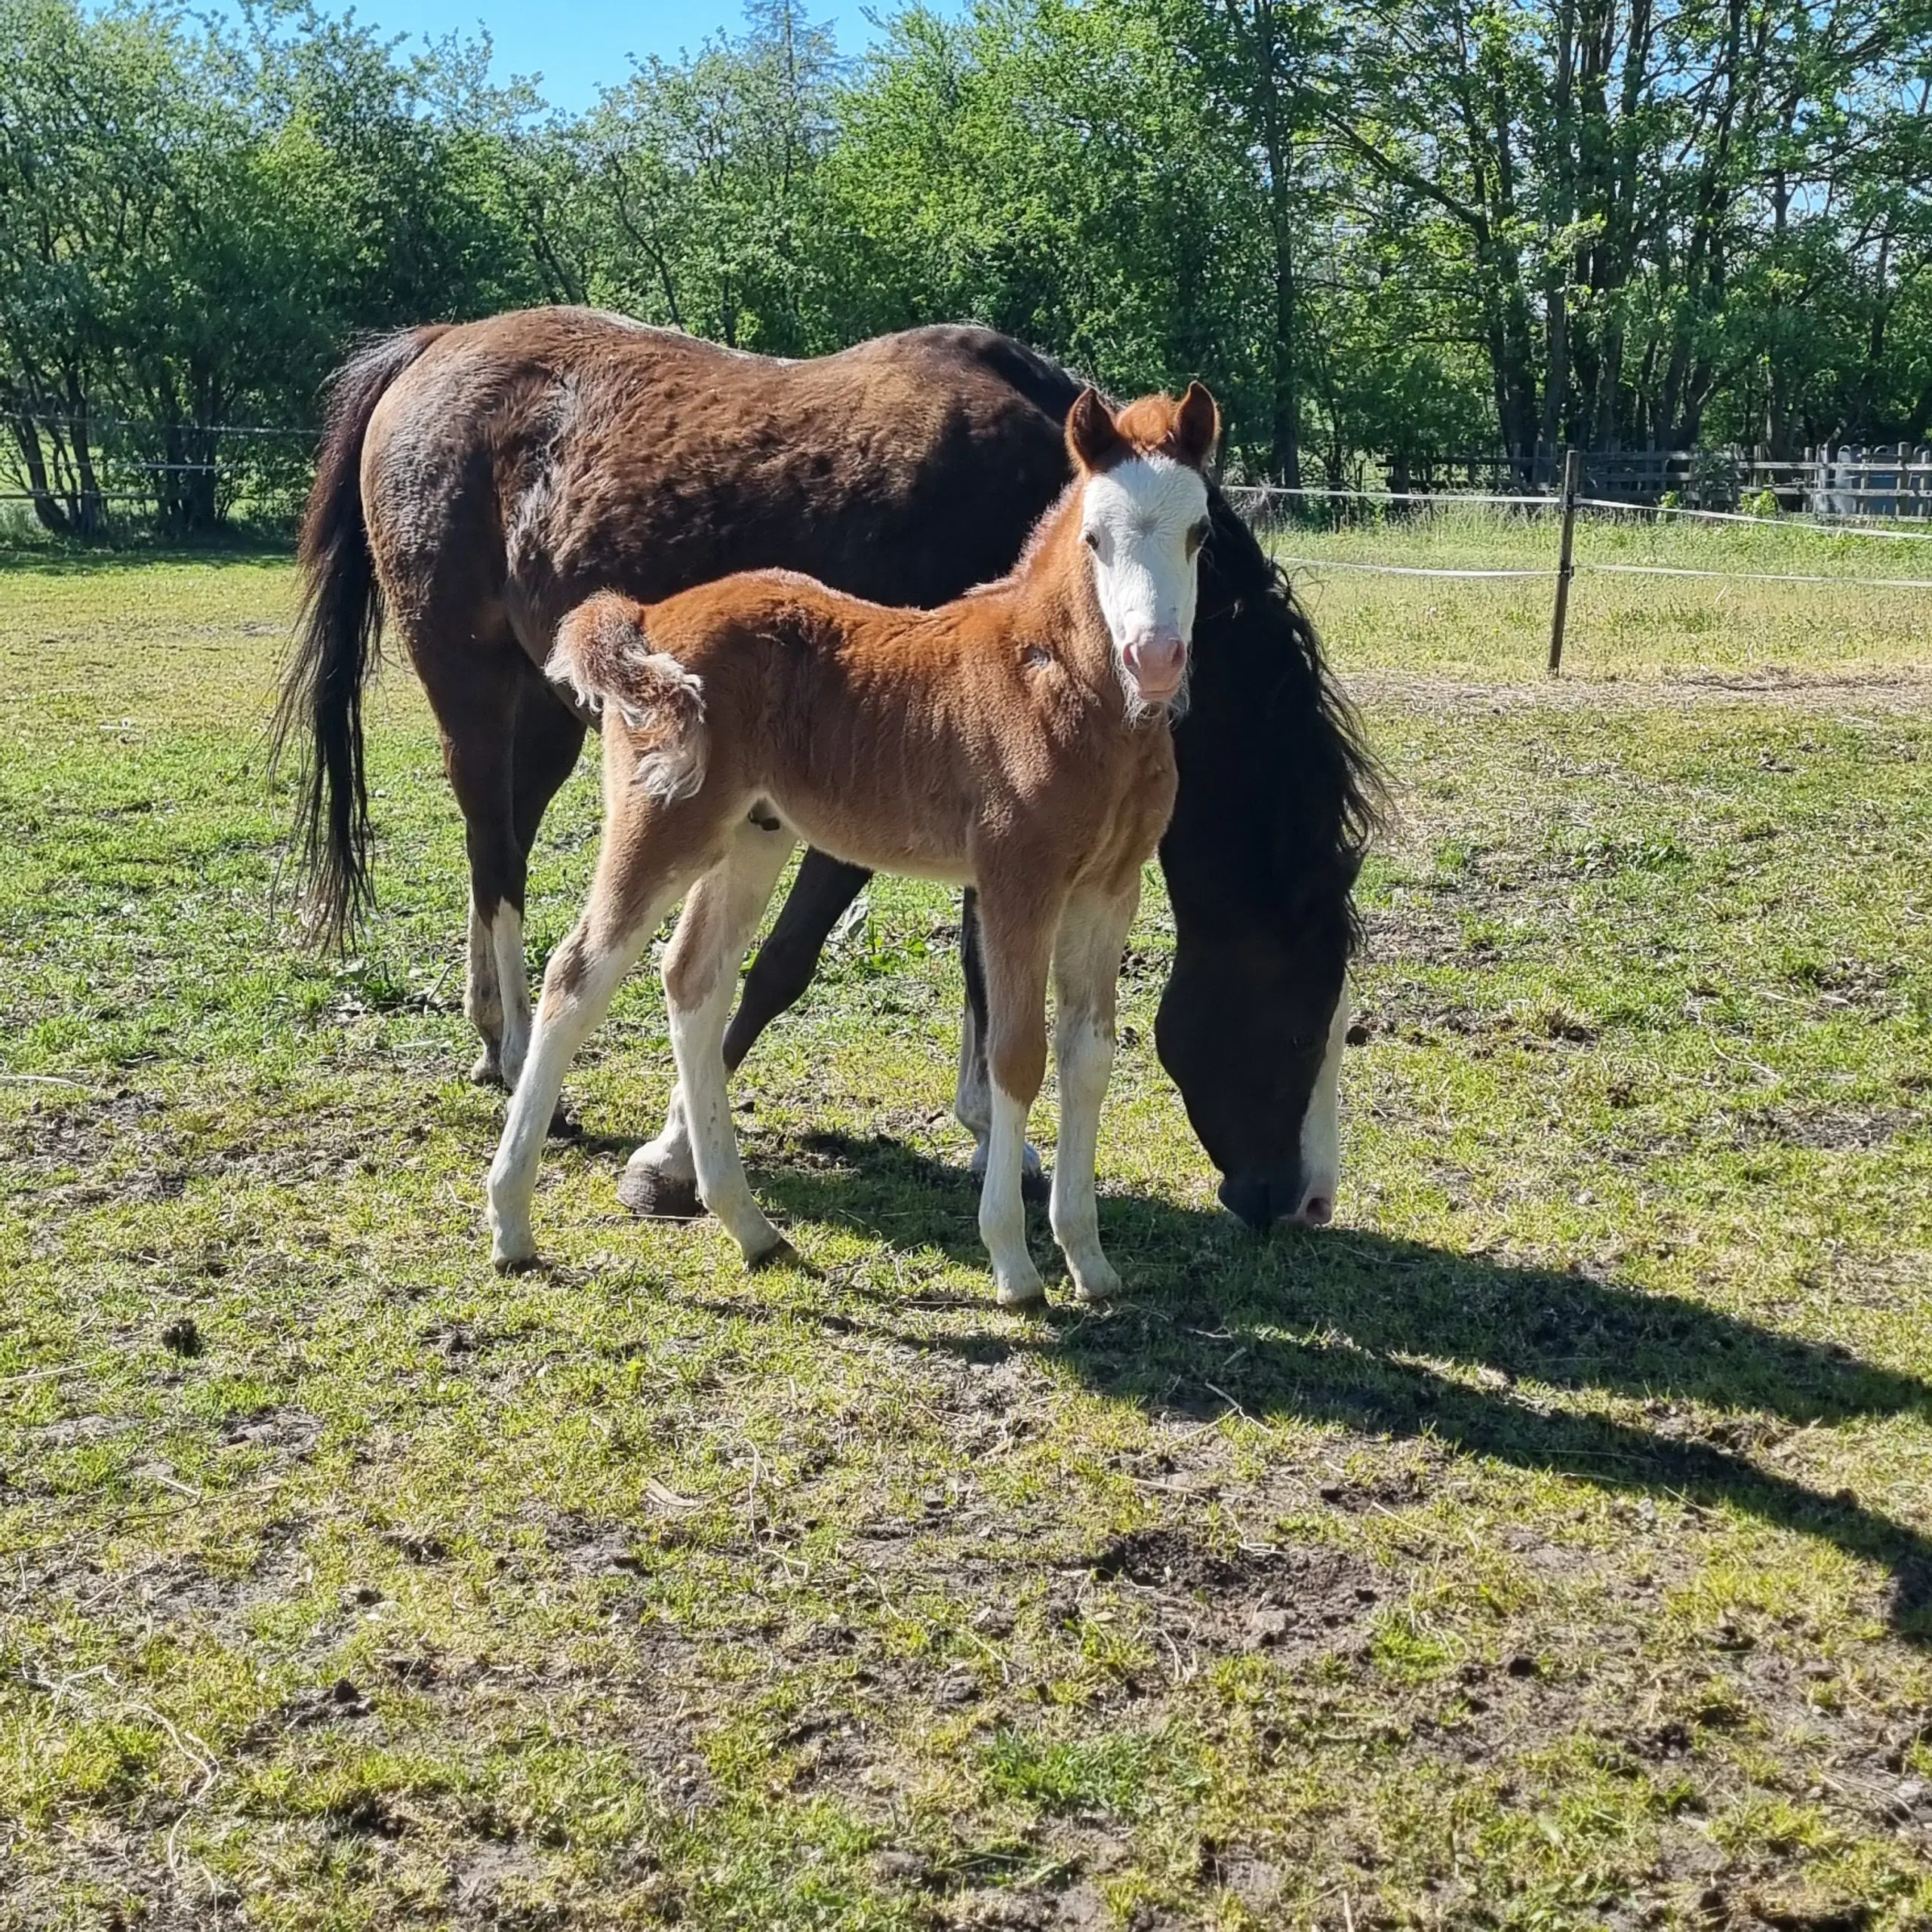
[
  {"left": 995, "top": 1272, "right": 1048, "bottom": 1309},
  {"left": 617, "top": 1165, "right": 704, "bottom": 1220},
  {"left": 970, "top": 1142, "right": 1052, "bottom": 1205},
  {"left": 493, "top": 1247, "right": 540, "bottom": 1276},
  {"left": 1069, "top": 1273, "right": 1121, "bottom": 1306},
  {"left": 747, "top": 1236, "right": 803, "bottom": 1273},
  {"left": 547, "top": 1107, "right": 581, "bottom": 1141}
]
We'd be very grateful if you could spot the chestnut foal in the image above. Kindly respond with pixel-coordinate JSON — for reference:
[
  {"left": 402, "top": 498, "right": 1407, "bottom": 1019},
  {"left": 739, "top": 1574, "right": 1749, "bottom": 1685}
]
[{"left": 487, "top": 383, "right": 1217, "bottom": 1303}]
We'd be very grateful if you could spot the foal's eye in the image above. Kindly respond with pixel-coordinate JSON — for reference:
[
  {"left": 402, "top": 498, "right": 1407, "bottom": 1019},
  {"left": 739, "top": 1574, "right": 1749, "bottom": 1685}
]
[
  {"left": 1185, "top": 518, "right": 1211, "bottom": 557},
  {"left": 1081, "top": 529, "right": 1100, "bottom": 553}
]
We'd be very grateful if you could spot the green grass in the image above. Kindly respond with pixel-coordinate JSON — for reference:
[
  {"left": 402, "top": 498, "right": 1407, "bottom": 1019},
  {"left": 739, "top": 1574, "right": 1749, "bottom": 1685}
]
[
  {"left": 2, "top": 537, "right": 1930, "bottom": 1929},
  {"left": 1260, "top": 503, "right": 1932, "bottom": 681}
]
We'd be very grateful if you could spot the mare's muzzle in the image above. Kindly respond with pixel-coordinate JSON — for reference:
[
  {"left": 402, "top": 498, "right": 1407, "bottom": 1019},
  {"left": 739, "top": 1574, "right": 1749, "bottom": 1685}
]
[{"left": 1218, "top": 1168, "right": 1334, "bottom": 1233}]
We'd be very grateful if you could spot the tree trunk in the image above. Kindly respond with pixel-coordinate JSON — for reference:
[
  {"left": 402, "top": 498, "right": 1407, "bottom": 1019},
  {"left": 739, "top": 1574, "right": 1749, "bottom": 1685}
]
[
  {"left": 1269, "top": 190, "right": 1301, "bottom": 486},
  {"left": 8, "top": 411, "right": 72, "bottom": 536},
  {"left": 63, "top": 374, "right": 103, "bottom": 538},
  {"left": 1231, "top": 0, "right": 1303, "bottom": 485}
]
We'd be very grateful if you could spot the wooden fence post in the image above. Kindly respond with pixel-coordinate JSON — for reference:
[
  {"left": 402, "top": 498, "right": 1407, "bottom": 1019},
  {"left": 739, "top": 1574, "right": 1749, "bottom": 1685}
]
[{"left": 1546, "top": 447, "right": 1583, "bottom": 676}]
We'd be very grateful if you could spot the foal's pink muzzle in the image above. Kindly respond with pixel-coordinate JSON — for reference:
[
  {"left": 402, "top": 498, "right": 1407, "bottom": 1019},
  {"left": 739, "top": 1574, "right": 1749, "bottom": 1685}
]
[{"left": 1124, "top": 632, "right": 1187, "bottom": 705}]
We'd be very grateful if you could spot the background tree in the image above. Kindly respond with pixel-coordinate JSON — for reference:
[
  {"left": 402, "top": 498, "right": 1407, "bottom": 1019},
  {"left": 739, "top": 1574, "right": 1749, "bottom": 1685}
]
[{"left": 3, "top": 0, "right": 1927, "bottom": 534}]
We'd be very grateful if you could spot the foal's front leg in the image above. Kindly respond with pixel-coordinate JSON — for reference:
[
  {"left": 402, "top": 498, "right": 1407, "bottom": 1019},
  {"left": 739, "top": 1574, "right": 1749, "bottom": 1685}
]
[
  {"left": 957, "top": 890, "right": 1050, "bottom": 1203},
  {"left": 972, "top": 890, "right": 1057, "bottom": 1306},
  {"left": 1049, "top": 882, "right": 1140, "bottom": 1303}
]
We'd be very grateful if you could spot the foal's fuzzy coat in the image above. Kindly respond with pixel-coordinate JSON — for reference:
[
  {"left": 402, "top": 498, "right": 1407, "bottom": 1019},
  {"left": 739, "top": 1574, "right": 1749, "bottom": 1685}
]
[{"left": 487, "top": 384, "right": 1217, "bottom": 1303}]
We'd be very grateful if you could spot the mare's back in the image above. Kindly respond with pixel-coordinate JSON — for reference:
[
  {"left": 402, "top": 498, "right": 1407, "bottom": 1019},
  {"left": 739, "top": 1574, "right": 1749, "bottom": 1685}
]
[{"left": 361, "top": 308, "right": 1078, "bottom": 654}]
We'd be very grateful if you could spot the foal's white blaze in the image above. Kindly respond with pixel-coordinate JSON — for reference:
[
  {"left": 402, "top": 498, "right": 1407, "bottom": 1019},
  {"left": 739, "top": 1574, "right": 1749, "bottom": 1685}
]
[
  {"left": 1080, "top": 456, "right": 1209, "bottom": 712},
  {"left": 1296, "top": 971, "right": 1350, "bottom": 1226}
]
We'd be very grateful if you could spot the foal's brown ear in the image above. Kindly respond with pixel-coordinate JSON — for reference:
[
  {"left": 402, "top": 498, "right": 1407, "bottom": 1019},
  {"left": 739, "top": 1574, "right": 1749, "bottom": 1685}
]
[
  {"left": 1175, "top": 381, "right": 1219, "bottom": 469},
  {"left": 1066, "top": 386, "right": 1126, "bottom": 472}
]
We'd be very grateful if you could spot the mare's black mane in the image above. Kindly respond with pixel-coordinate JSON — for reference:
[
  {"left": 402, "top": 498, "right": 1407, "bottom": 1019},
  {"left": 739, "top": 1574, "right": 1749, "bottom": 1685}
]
[
  {"left": 943, "top": 325, "right": 1386, "bottom": 915},
  {"left": 1198, "top": 489, "right": 1386, "bottom": 900}
]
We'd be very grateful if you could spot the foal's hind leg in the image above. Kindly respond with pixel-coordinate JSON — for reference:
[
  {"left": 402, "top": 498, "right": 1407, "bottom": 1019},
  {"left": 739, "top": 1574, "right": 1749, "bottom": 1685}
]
[
  {"left": 1048, "top": 881, "right": 1140, "bottom": 1303},
  {"left": 958, "top": 891, "right": 1051, "bottom": 1204},
  {"left": 619, "top": 844, "right": 864, "bottom": 1219},
  {"left": 463, "top": 890, "right": 504, "bottom": 1081},
  {"left": 661, "top": 821, "right": 798, "bottom": 1266}
]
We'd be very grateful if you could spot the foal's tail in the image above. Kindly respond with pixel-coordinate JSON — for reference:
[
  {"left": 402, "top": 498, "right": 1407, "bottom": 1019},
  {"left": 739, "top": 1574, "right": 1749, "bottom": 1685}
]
[
  {"left": 272, "top": 324, "right": 449, "bottom": 947},
  {"left": 549, "top": 594, "right": 709, "bottom": 804}
]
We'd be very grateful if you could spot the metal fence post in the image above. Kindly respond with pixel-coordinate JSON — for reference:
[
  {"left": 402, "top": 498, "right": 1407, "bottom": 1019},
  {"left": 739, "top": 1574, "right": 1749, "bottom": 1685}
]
[{"left": 1546, "top": 448, "right": 1583, "bottom": 676}]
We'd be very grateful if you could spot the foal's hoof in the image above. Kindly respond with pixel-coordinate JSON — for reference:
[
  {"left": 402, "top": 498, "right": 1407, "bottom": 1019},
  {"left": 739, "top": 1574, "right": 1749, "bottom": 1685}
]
[
  {"left": 616, "top": 1164, "right": 704, "bottom": 1220},
  {"left": 747, "top": 1235, "right": 803, "bottom": 1273},
  {"left": 491, "top": 1233, "right": 540, "bottom": 1275},
  {"left": 469, "top": 1051, "right": 504, "bottom": 1089}
]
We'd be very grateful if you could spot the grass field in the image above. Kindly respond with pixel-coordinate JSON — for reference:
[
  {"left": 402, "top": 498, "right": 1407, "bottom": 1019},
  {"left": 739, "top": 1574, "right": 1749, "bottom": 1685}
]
[
  {"left": 1257, "top": 503, "right": 1932, "bottom": 685},
  {"left": 2, "top": 518, "right": 1930, "bottom": 1930}
]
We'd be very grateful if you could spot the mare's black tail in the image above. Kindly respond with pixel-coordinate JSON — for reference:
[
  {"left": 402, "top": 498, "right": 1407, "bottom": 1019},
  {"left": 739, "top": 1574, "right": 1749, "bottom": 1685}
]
[{"left": 272, "top": 325, "right": 449, "bottom": 946}]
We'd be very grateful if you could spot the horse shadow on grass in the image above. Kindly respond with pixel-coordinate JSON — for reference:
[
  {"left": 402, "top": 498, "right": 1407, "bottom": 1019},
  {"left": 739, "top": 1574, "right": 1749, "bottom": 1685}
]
[{"left": 728, "top": 1127, "right": 1932, "bottom": 1641}]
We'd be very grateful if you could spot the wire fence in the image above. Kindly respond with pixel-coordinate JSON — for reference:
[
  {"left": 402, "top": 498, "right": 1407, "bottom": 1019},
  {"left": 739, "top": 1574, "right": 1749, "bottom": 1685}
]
[
  {"left": 0, "top": 412, "right": 315, "bottom": 527},
  {"left": 1576, "top": 497, "right": 1932, "bottom": 542},
  {"left": 1225, "top": 485, "right": 1560, "bottom": 509},
  {"left": 1226, "top": 481, "right": 1932, "bottom": 539},
  {"left": 10, "top": 421, "right": 1932, "bottom": 642},
  {"left": 1269, "top": 554, "right": 1932, "bottom": 589},
  {"left": 1270, "top": 557, "right": 1561, "bottom": 579},
  {"left": 1229, "top": 460, "right": 1932, "bottom": 675}
]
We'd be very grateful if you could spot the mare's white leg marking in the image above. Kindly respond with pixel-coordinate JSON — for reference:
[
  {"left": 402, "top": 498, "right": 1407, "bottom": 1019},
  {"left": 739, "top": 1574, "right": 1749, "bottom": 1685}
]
[
  {"left": 492, "top": 903, "right": 532, "bottom": 1091},
  {"left": 959, "top": 990, "right": 1047, "bottom": 1187},
  {"left": 1299, "top": 968, "right": 1350, "bottom": 1211},
  {"left": 1048, "top": 886, "right": 1137, "bottom": 1301},
  {"left": 466, "top": 891, "right": 504, "bottom": 1083},
  {"left": 629, "top": 1083, "right": 697, "bottom": 1189},
  {"left": 968, "top": 1139, "right": 1048, "bottom": 1186},
  {"left": 663, "top": 828, "right": 795, "bottom": 1264},
  {"left": 979, "top": 1085, "right": 1044, "bottom": 1306},
  {"left": 955, "top": 998, "right": 991, "bottom": 1140},
  {"left": 488, "top": 902, "right": 669, "bottom": 1267}
]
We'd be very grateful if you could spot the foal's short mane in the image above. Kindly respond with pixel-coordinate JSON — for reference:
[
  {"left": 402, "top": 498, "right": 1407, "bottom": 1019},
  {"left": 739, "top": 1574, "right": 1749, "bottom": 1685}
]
[
  {"left": 1107, "top": 391, "right": 1216, "bottom": 466},
  {"left": 992, "top": 475, "right": 1083, "bottom": 589}
]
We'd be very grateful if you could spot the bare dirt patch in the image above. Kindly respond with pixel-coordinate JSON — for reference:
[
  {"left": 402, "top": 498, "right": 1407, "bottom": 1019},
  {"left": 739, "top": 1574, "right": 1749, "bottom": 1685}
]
[
  {"left": 1739, "top": 1104, "right": 1924, "bottom": 1152},
  {"left": 1084, "top": 1524, "right": 1380, "bottom": 1658},
  {"left": 1345, "top": 666, "right": 1932, "bottom": 716}
]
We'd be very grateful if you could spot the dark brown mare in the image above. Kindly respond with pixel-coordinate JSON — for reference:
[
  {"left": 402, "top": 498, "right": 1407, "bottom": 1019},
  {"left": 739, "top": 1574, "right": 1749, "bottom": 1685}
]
[{"left": 277, "top": 307, "right": 1377, "bottom": 1230}]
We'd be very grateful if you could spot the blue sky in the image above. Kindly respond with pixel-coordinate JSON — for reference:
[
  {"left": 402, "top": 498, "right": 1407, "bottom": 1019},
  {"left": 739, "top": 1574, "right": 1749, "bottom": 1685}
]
[{"left": 248, "top": 0, "right": 902, "bottom": 110}]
